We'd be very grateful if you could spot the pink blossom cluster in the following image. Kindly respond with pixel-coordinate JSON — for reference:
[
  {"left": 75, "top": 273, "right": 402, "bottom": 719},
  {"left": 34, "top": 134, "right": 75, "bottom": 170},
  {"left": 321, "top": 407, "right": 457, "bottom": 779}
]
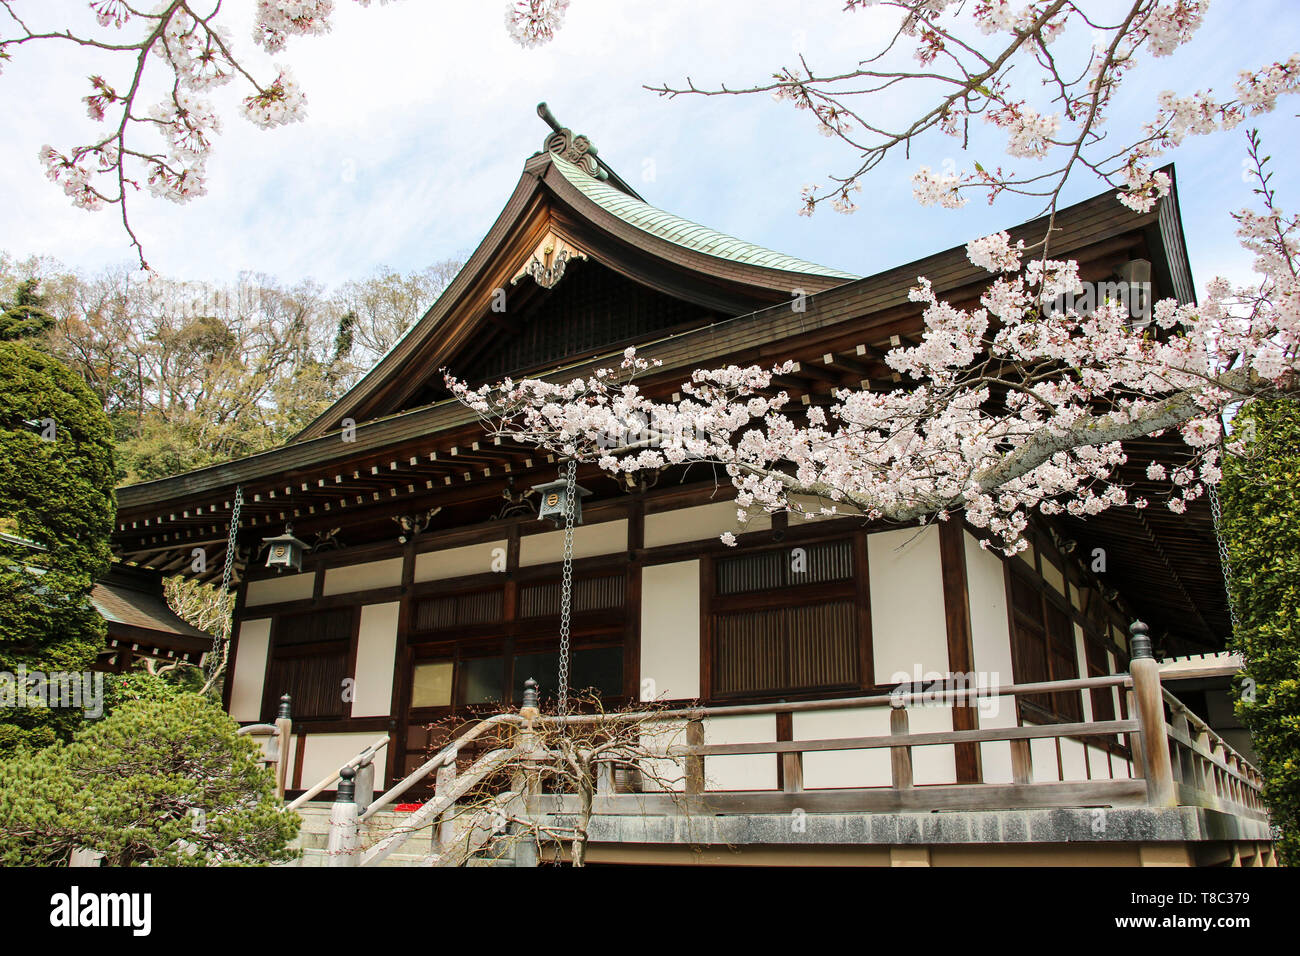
[
  {"left": 242, "top": 68, "right": 307, "bottom": 129},
  {"left": 505, "top": 0, "right": 570, "bottom": 49},
  {"left": 451, "top": 192, "right": 1298, "bottom": 552}
]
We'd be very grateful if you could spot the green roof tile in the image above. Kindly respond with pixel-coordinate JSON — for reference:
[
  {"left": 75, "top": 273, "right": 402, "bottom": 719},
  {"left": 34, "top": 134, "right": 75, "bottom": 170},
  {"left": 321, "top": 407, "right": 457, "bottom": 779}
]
[{"left": 551, "top": 155, "right": 858, "bottom": 281}]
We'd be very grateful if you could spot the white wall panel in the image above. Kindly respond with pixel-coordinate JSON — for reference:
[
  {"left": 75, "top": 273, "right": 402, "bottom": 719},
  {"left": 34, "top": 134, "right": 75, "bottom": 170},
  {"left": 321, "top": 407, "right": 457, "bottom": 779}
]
[
  {"left": 229, "top": 618, "right": 272, "bottom": 721},
  {"left": 639, "top": 561, "right": 700, "bottom": 701}
]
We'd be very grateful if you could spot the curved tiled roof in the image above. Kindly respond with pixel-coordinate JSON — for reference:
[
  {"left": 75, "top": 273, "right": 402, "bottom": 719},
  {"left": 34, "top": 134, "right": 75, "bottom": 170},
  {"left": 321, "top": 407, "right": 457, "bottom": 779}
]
[{"left": 550, "top": 155, "right": 858, "bottom": 281}]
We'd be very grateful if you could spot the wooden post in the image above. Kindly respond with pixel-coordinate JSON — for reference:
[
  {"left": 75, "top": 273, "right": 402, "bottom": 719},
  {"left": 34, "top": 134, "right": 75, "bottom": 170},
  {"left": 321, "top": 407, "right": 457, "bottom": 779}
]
[
  {"left": 1169, "top": 710, "right": 1189, "bottom": 786},
  {"left": 274, "top": 694, "right": 292, "bottom": 800},
  {"left": 685, "top": 718, "right": 705, "bottom": 795},
  {"left": 1129, "top": 621, "right": 1176, "bottom": 808},
  {"left": 595, "top": 759, "right": 614, "bottom": 796},
  {"left": 776, "top": 709, "right": 803, "bottom": 794},
  {"left": 326, "top": 767, "right": 361, "bottom": 867},
  {"left": 435, "top": 757, "right": 459, "bottom": 851},
  {"left": 1010, "top": 739, "right": 1033, "bottom": 785},
  {"left": 890, "top": 702, "right": 913, "bottom": 790}
]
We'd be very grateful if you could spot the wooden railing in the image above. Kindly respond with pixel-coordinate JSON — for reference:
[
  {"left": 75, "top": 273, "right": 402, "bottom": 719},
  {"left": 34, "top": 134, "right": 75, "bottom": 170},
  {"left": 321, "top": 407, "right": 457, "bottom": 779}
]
[
  {"left": 302, "top": 644, "right": 1268, "bottom": 864},
  {"left": 1163, "top": 688, "right": 1267, "bottom": 819}
]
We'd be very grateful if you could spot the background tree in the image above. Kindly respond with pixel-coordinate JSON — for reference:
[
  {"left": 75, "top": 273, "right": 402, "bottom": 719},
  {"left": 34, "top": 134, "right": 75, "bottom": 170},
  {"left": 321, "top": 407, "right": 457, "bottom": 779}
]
[
  {"left": 0, "top": 252, "right": 460, "bottom": 685},
  {"left": 0, "top": 277, "right": 54, "bottom": 341},
  {"left": 0, "top": 676, "right": 300, "bottom": 866},
  {"left": 1221, "top": 400, "right": 1300, "bottom": 864},
  {"left": 0, "top": 340, "right": 116, "bottom": 754}
]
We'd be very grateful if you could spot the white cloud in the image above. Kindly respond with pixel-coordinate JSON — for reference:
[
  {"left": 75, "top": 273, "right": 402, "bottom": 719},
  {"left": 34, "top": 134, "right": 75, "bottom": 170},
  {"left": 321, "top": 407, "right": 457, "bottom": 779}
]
[{"left": 1, "top": 0, "right": 1297, "bottom": 302}]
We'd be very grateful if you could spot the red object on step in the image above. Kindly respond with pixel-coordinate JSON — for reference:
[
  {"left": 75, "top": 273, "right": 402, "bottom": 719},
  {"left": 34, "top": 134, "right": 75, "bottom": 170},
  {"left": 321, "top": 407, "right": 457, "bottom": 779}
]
[{"left": 394, "top": 803, "right": 422, "bottom": 812}]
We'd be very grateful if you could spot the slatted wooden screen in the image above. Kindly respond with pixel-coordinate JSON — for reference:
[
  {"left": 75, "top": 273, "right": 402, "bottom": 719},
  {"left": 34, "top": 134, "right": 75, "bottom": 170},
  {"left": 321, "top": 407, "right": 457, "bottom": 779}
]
[
  {"left": 712, "top": 539, "right": 859, "bottom": 698},
  {"left": 267, "top": 607, "right": 353, "bottom": 721}
]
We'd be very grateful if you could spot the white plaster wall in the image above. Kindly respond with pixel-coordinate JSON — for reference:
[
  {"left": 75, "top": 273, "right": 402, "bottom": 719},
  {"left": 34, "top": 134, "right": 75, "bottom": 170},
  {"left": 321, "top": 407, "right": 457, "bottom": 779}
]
[
  {"left": 643, "top": 501, "right": 771, "bottom": 549},
  {"left": 868, "top": 526, "right": 949, "bottom": 684},
  {"left": 351, "top": 602, "right": 400, "bottom": 717},
  {"left": 977, "top": 698, "right": 1020, "bottom": 785},
  {"left": 703, "top": 714, "right": 777, "bottom": 791},
  {"left": 413, "top": 540, "right": 507, "bottom": 583},
  {"left": 520, "top": 519, "right": 628, "bottom": 567},
  {"left": 638, "top": 561, "right": 700, "bottom": 701},
  {"left": 792, "top": 706, "right": 891, "bottom": 789},
  {"left": 229, "top": 618, "right": 272, "bottom": 721},
  {"left": 323, "top": 557, "right": 403, "bottom": 596},
  {"left": 1060, "top": 737, "right": 1089, "bottom": 781},
  {"left": 907, "top": 704, "right": 958, "bottom": 785},
  {"left": 964, "top": 531, "right": 1014, "bottom": 685},
  {"left": 1041, "top": 559, "right": 1066, "bottom": 596},
  {"left": 1087, "top": 744, "right": 1114, "bottom": 780},
  {"left": 245, "top": 571, "right": 315, "bottom": 606},
  {"left": 1030, "top": 735, "right": 1059, "bottom": 782},
  {"left": 298, "top": 732, "right": 388, "bottom": 791}
]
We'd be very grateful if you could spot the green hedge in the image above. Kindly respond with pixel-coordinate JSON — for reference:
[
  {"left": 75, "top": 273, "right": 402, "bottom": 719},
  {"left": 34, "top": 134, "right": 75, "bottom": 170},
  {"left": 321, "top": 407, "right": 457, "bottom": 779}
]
[{"left": 1221, "top": 400, "right": 1300, "bottom": 864}]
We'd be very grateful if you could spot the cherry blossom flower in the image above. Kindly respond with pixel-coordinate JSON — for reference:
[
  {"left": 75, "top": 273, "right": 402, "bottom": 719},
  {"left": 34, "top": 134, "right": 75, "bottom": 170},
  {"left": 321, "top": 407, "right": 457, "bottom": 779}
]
[{"left": 505, "top": 0, "right": 570, "bottom": 49}]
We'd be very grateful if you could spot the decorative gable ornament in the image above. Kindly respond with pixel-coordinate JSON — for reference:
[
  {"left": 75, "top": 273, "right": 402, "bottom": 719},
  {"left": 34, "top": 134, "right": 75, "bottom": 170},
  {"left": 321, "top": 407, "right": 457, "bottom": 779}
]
[
  {"left": 262, "top": 524, "right": 308, "bottom": 573},
  {"left": 538, "top": 101, "right": 608, "bottom": 181},
  {"left": 511, "top": 231, "right": 588, "bottom": 290},
  {"left": 531, "top": 477, "right": 592, "bottom": 527}
]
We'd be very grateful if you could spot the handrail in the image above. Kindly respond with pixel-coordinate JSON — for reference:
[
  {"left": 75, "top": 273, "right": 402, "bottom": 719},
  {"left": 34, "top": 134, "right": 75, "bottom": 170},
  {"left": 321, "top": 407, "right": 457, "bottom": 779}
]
[
  {"left": 532, "top": 673, "right": 1134, "bottom": 726},
  {"left": 302, "top": 669, "right": 1269, "bottom": 865},
  {"left": 1162, "top": 687, "right": 1262, "bottom": 779},
  {"left": 286, "top": 734, "right": 391, "bottom": 812},
  {"left": 361, "top": 746, "right": 520, "bottom": 866},
  {"left": 360, "top": 713, "right": 522, "bottom": 822}
]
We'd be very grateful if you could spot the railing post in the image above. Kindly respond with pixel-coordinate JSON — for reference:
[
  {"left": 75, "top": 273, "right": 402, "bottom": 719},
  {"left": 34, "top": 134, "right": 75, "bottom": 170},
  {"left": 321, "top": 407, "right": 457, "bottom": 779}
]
[
  {"left": 685, "top": 717, "right": 705, "bottom": 795},
  {"left": 890, "top": 701, "right": 913, "bottom": 790},
  {"left": 1010, "top": 739, "right": 1033, "bottom": 785},
  {"left": 274, "top": 694, "right": 292, "bottom": 800},
  {"left": 436, "top": 755, "right": 459, "bottom": 851},
  {"left": 515, "top": 678, "right": 543, "bottom": 802},
  {"left": 326, "top": 767, "right": 361, "bottom": 867},
  {"left": 354, "top": 756, "right": 375, "bottom": 814},
  {"left": 1129, "top": 621, "right": 1176, "bottom": 808}
]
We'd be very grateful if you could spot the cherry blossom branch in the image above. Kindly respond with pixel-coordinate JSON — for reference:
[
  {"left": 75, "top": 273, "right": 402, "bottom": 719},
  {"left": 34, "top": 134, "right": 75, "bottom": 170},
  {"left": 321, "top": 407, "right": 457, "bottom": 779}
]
[
  {"left": 3, "top": 0, "right": 394, "bottom": 269},
  {"left": 449, "top": 143, "right": 1298, "bottom": 552}
]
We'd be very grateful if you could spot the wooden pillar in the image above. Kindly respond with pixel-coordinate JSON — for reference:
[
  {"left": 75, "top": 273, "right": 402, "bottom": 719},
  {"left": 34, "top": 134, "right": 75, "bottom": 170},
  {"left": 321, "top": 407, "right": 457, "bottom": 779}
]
[
  {"left": 1129, "top": 621, "right": 1176, "bottom": 808},
  {"left": 273, "top": 693, "right": 293, "bottom": 800},
  {"left": 938, "top": 522, "right": 981, "bottom": 783}
]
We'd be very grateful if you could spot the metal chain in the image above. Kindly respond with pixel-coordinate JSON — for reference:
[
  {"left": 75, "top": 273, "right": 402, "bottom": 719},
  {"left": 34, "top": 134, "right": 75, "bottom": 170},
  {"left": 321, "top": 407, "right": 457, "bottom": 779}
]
[
  {"left": 557, "top": 460, "right": 576, "bottom": 715},
  {"left": 207, "top": 485, "right": 243, "bottom": 686},
  {"left": 1207, "top": 477, "right": 1241, "bottom": 635}
]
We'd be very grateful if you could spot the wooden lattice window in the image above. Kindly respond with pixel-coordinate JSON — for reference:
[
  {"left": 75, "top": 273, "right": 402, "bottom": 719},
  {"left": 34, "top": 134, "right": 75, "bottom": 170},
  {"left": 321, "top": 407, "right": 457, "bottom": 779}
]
[
  {"left": 519, "top": 575, "right": 625, "bottom": 618},
  {"left": 710, "top": 539, "right": 861, "bottom": 700},
  {"left": 412, "top": 589, "right": 504, "bottom": 632},
  {"left": 265, "top": 608, "right": 352, "bottom": 721},
  {"left": 1008, "top": 565, "right": 1082, "bottom": 722}
]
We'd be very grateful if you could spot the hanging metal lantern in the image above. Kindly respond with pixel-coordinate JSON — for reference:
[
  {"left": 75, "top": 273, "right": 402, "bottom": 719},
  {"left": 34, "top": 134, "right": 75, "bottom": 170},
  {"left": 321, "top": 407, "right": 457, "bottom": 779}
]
[
  {"left": 262, "top": 524, "right": 308, "bottom": 573},
  {"left": 531, "top": 476, "right": 591, "bottom": 526}
]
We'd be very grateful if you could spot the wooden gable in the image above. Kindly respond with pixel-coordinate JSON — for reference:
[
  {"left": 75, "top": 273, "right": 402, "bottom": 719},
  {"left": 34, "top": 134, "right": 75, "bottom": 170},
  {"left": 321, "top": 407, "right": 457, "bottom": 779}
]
[{"left": 295, "top": 132, "right": 857, "bottom": 438}]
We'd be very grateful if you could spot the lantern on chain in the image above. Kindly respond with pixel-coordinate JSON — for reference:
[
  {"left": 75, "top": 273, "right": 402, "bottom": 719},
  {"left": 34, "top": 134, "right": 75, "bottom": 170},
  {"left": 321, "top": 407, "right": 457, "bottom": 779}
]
[
  {"left": 531, "top": 476, "right": 591, "bottom": 526},
  {"left": 262, "top": 523, "right": 308, "bottom": 573}
]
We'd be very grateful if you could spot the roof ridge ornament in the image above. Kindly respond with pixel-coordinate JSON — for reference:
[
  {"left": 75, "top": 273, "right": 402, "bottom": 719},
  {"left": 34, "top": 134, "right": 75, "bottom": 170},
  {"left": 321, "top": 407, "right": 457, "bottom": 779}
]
[{"left": 537, "top": 102, "right": 608, "bottom": 182}]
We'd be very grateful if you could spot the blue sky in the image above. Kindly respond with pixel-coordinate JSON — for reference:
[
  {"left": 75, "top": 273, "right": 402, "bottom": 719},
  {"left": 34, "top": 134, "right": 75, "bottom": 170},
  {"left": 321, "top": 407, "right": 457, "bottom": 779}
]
[{"left": 2, "top": 0, "right": 1298, "bottom": 297}]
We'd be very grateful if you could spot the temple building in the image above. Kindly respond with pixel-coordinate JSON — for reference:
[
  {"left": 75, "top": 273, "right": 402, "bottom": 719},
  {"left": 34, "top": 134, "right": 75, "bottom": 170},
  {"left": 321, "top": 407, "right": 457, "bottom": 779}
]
[{"left": 111, "top": 107, "right": 1273, "bottom": 867}]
